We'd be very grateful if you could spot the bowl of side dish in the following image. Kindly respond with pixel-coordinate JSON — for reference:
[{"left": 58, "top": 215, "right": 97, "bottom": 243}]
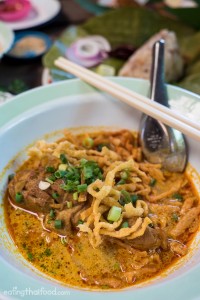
[{"left": 1, "top": 78, "right": 200, "bottom": 300}]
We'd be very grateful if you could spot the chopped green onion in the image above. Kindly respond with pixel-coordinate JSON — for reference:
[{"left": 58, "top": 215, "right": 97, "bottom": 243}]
[
  {"left": 150, "top": 178, "right": 157, "bottom": 187},
  {"left": 60, "top": 181, "right": 79, "bottom": 192},
  {"left": 82, "top": 160, "right": 102, "bottom": 184},
  {"left": 67, "top": 201, "right": 73, "bottom": 209},
  {"left": 44, "top": 248, "right": 52, "bottom": 256},
  {"left": 101, "top": 285, "right": 109, "bottom": 289},
  {"left": 121, "top": 170, "right": 129, "bottom": 180},
  {"left": 121, "top": 221, "right": 129, "bottom": 228},
  {"left": 45, "top": 178, "right": 53, "bottom": 184},
  {"left": 27, "top": 252, "right": 34, "bottom": 261},
  {"left": 54, "top": 170, "right": 62, "bottom": 179},
  {"left": 94, "top": 167, "right": 100, "bottom": 176},
  {"left": 82, "top": 137, "right": 94, "bottom": 149},
  {"left": 8, "top": 174, "right": 14, "bottom": 181},
  {"left": 117, "top": 179, "right": 126, "bottom": 185},
  {"left": 52, "top": 192, "right": 59, "bottom": 200},
  {"left": 60, "top": 153, "right": 68, "bottom": 164},
  {"left": 58, "top": 164, "right": 67, "bottom": 171},
  {"left": 80, "top": 158, "right": 88, "bottom": 166},
  {"left": 61, "top": 237, "right": 67, "bottom": 245},
  {"left": 65, "top": 168, "right": 80, "bottom": 182},
  {"left": 119, "top": 190, "right": 131, "bottom": 206},
  {"left": 172, "top": 193, "right": 183, "bottom": 201},
  {"left": 49, "top": 174, "right": 56, "bottom": 181},
  {"left": 54, "top": 219, "right": 63, "bottom": 229},
  {"left": 172, "top": 213, "right": 179, "bottom": 222},
  {"left": 77, "top": 184, "right": 88, "bottom": 193},
  {"left": 49, "top": 209, "right": 55, "bottom": 219},
  {"left": 149, "top": 223, "right": 154, "bottom": 228},
  {"left": 15, "top": 192, "right": 23, "bottom": 203},
  {"left": 46, "top": 166, "right": 55, "bottom": 173},
  {"left": 107, "top": 206, "right": 122, "bottom": 222},
  {"left": 97, "top": 143, "right": 109, "bottom": 152},
  {"left": 73, "top": 192, "right": 78, "bottom": 201},
  {"left": 113, "top": 262, "right": 120, "bottom": 270},
  {"left": 58, "top": 161, "right": 102, "bottom": 193},
  {"left": 45, "top": 174, "right": 56, "bottom": 184},
  {"left": 131, "top": 194, "right": 138, "bottom": 205},
  {"left": 77, "top": 220, "right": 84, "bottom": 225}
]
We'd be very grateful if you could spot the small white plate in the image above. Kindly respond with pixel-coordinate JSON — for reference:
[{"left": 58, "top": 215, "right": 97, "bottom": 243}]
[
  {"left": 0, "top": 22, "right": 14, "bottom": 58},
  {"left": 4, "top": 0, "right": 61, "bottom": 31}
]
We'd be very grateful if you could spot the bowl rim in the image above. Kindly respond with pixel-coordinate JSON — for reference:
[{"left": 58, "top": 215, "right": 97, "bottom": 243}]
[{"left": 1, "top": 77, "right": 200, "bottom": 128}]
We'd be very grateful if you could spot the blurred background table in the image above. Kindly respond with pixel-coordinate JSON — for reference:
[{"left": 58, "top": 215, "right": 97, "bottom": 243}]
[
  {"left": 0, "top": 0, "right": 96, "bottom": 93},
  {"left": 1, "top": 0, "right": 200, "bottom": 96}
]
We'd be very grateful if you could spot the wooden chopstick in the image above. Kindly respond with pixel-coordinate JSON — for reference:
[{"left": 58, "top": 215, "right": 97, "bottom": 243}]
[
  {"left": 55, "top": 57, "right": 200, "bottom": 132},
  {"left": 55, "top": 57, "right": 200, "bottom": 142}
]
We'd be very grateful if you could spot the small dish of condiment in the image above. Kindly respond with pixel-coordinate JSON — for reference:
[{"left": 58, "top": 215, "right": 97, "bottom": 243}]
[{"left": 6, "top": 31, "right": 52, "bottom": 60}]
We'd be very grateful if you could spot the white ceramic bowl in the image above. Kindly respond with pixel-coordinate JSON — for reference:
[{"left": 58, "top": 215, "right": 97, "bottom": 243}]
[
  {"left": 1, "top": 78, "right": 200, "bottom": 300},
  {"left": 0, "top": 22, "right": 14, "bottom": 59}
]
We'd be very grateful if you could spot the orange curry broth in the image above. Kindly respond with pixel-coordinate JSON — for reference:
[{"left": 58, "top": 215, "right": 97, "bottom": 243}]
[{"left": 3, "top": 130, "right": 200, "bottom": 290}]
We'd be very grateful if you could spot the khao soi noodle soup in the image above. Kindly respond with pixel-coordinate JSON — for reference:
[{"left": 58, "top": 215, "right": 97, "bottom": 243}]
[{"left": 4, "top": 129, "right": 200, "bottom": 289}]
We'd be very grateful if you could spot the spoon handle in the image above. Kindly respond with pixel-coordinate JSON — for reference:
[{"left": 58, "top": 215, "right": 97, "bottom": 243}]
[{"left": 150, "top": 40, "right": 169, "bottom": 107}]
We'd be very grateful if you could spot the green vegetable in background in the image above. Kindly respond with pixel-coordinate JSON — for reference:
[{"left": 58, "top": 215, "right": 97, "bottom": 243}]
[
  {"left": 180, "top": 31, "right": 200, "bottom": 63},
  {"left": 178, "top": 73, "right": 200, "bottom": 95},
  {"left": 166, "top": 7, "right": 200, "bottom": 30},
  {"left": 0, "top": 79, "right": 28, "bottom": 95},
  {"left": 43, "top": 6, "right": 200, "bottom": 95},
  {"left": 82, "top": 7, "right": 193, "bottom": 48},
  {"left": 43, "top": 26, "right": 88, "bottom": 71},
  {"left": 186, "top": 59, "right": 200, "bottom": 76},
  {"left": 178, "top": 54, "right": 200, "bottom": 95}
]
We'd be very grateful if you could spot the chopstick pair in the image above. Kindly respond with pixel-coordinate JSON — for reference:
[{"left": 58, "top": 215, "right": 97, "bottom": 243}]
[{"left": 55, "top": 57, "right": 200, "bottom": 142}]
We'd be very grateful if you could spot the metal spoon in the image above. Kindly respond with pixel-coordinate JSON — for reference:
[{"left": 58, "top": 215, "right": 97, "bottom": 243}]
[{"left": 139, "top": 39, "right": 188, "bottom": 172}]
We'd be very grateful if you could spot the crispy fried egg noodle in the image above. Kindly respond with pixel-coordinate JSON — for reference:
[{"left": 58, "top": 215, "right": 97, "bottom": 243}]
[
  {"left": 29, "top": 134, "right": 152, "bottom": 248},
  {"left": 78, "top": 160, "right": 151, "bottom": 247}
]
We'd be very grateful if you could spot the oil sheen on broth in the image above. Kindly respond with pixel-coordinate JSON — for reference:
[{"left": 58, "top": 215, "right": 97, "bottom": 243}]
[{"left": 4, "top": 129, "right": 200, "bottom": 290}]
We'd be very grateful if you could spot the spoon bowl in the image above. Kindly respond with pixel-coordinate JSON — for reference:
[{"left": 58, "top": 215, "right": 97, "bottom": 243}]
[{"left": 139, "top": 40, "right": 188, "bottom": 172}]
